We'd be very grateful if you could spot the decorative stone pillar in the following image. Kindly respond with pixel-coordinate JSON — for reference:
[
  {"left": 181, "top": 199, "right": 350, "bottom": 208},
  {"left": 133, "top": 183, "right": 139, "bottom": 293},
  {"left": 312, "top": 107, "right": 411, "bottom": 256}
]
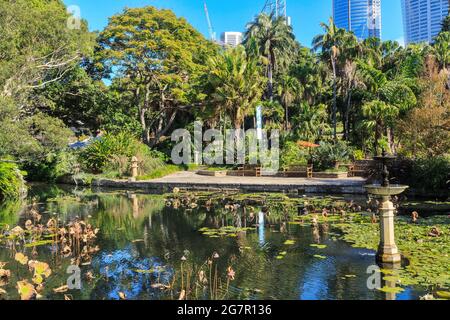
[
  {"left": 129, "top": 156, "right": 139, "bottom": 182},
  {"left": 377, "top": 196, "right": 401, "bottom": 264}
]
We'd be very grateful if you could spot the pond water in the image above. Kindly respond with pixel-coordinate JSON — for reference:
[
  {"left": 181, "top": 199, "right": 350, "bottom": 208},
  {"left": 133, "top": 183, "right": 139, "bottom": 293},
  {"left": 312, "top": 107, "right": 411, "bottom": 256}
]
[{"left": 0, "top": 184, "right": 434, "bottom": 300}]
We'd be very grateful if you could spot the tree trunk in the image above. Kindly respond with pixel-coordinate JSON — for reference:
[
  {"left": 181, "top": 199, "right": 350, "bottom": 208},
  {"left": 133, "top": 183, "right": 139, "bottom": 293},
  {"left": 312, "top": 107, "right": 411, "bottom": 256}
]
[
  {"left": 344, "top": 90, "right": 352, "bottom": 141},
  {"left": 268, "top": 55, "right": 274, "bottom": 101},
  {"left": 331, "top": 58, "right": 337, "bottom": 141},
  {"left": 285, "top": 103, "right": 289, "bottom": 131},
  {"left": 141, "top": 84, "right": 151, "bottom": 144}
]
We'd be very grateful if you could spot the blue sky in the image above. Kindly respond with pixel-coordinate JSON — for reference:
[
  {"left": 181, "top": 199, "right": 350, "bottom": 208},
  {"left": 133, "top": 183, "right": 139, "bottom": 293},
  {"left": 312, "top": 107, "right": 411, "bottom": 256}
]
[{"left": 63, "top": 0, "right": 405, "bottom": 46}]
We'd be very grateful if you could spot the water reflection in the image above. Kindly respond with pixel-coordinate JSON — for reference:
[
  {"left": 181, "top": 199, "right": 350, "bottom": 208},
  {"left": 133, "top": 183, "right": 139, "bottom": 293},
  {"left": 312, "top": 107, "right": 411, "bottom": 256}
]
[{"left": 0, "top": 186, "right": 427, "bottom": 300}]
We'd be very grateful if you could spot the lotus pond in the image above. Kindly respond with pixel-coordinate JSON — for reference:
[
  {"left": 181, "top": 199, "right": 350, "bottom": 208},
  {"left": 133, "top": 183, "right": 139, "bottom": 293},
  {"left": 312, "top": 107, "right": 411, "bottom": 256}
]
[{"left": 0, "top": 184, "right": 448, "bottom": 300}]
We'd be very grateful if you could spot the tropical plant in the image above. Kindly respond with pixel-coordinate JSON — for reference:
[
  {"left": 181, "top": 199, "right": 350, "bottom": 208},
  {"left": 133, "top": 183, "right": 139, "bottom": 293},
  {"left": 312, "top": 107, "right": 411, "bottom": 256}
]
[
  {"left": 293, "top": 103, "right": 329, "bottom": 142},
  {"left": 244, "top": 13, "right": 297, "bottom": 100},
  {"left": 80, "top": 132, "right": 164, "bottom": 175},
  {"left": 312, "top": 141, "right": 353, "bottom": 171},
  {"left": 312, "top": 17, "right": 357, "bottom": 140},
  {"left": 280, "top": 141, "right": 309, "bottom": 169},
  {"left": 206, "top": 46, "right": 264, "bottom": 130},
  {"left": 276, "top": 74, "right": 299, "bottom": 130},
  {"left": 357, "top": 60, "right": 417, "bottom": 153},
  {"left": 432, "top": 31, "right": 450, "bottom": 70}
]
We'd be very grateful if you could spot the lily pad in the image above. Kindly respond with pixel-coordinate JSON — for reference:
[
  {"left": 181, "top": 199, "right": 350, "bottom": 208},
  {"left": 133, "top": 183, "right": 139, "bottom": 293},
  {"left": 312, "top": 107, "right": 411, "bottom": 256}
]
[
  {"left": 310, "top": 244, "right": 327, "bottom": 249},
  {"left": 435, "top": 291, "right": 450, "bottom": 299},
  {"left": 378, "top": 286, "right": 405, "bottom": 294}
]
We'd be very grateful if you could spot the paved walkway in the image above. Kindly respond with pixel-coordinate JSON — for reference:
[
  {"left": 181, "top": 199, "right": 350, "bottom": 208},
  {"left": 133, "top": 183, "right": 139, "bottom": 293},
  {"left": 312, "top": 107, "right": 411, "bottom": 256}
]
[{"left": 93, "top": 172, "right": 368, "bottom": 195}]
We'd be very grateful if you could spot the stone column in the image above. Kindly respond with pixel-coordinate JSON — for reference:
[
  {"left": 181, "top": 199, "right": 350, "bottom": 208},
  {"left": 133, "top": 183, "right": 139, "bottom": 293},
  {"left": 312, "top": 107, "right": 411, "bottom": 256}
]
[
  {"left": 129, "top": 156, "right": 139, "bottom": 182},
  {"left": 377, "top": 196, "right": 401, "bottom": 263}
]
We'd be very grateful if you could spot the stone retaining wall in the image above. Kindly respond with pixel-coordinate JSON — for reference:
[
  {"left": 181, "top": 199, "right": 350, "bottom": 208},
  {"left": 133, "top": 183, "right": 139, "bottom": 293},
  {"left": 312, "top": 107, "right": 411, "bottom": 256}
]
[{"left": 91, "top": 179, "right": 366, "bottom": 195}]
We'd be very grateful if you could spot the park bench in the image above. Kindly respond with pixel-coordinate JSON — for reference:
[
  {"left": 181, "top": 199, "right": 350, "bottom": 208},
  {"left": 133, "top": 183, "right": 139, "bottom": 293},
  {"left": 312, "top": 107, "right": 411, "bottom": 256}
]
[
  {"left": 237, "top": 164, "right": 262, "bottom": 177},
  {"left": 283, "top": 164, "right": 313, "bottom": 179}
]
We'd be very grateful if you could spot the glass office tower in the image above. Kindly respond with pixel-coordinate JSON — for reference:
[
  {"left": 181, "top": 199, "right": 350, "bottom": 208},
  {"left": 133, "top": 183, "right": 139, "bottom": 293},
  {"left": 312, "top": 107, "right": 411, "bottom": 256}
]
[
  {"left": 402, "top": 0, "right": 449, "bottom": 44},
  {"left": 333, "top": 0, "right": 382, "bottom": 40}
]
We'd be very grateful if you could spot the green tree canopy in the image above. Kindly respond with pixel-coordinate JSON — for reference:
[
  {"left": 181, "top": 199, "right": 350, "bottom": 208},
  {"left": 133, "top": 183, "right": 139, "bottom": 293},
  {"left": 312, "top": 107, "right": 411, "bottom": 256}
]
[{"left": 95, "top": 6, "right": 218, "bottom": 146}]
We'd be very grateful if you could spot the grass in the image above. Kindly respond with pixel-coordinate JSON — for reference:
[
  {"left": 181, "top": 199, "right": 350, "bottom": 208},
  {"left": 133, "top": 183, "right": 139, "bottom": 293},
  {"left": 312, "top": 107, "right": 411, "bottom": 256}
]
[{"left": 137, "top": 165, "right": 181, "bottom": 180}]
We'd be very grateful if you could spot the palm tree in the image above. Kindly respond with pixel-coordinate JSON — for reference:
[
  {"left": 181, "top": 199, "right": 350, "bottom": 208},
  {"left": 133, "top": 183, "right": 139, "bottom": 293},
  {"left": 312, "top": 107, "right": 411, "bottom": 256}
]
[
  {"left": 432, "top": 32, "right": 450, "bottom": 71},
  {"left": 207, "top": 46, "right": 264, "bottom": 130},
  {"left": 290, "top": 47, "right": 328, "bottom": 106},
  {"left": 357, "top": 61, "right": 417, "bottom": 153},
  {"left": 362, "top": 100, "right": 399, "bottom": 154},
  {"left": 294, "top": 103, "right": 329, "bottom": 142},
  {"left": 312, "top": 17, "right": 350, "bottom": 140},
  {"left": 243, "top": 13, "right": 296, "bottom": 101},
  {"left": 276, "top": 74, "right": 299, "bottom": 130}
]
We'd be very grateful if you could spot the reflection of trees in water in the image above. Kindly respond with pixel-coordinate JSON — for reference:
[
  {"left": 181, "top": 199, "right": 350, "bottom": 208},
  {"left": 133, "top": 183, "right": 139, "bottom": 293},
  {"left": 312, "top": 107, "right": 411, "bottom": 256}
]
[
  {"left": 90, "top": 246, "right": 174, "bottom": 300},
  {"left": 0, "top": 200, "right": 24, "bottom": 226}
]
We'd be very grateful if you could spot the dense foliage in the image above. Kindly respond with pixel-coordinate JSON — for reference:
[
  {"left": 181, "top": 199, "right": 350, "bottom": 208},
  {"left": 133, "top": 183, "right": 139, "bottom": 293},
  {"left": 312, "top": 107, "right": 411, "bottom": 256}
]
[
  {"left": 0, "top": 163, "right": 26, "bottom": 200},
  {"left": 0, "top": 2, "right": 448, "bottom": 195}
]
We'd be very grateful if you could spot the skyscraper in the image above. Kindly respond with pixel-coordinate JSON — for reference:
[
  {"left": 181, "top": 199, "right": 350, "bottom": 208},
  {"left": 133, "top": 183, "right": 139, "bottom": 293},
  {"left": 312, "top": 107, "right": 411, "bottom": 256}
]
[
  {"left": 401, "top": 0, "right": 449, "bottom": 44},
  {"left": 221, "top": 32, "right": 243, "bottom": 47},
  {"left": 333, "top": 0, "right": 382, "bottom": 40}
]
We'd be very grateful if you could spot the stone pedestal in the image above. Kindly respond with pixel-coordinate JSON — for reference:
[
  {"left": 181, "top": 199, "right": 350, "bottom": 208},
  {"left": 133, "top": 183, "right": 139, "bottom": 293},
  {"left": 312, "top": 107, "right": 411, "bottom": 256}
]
[{"left": 376, "top": 196, "right": 401, "bottom": 264}]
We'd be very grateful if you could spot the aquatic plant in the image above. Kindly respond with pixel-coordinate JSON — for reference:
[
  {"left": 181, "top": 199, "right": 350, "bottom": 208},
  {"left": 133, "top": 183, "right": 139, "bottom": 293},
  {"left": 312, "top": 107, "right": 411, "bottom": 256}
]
[{"left": 0, "top": 206, "right": 101, "bottom": 300}]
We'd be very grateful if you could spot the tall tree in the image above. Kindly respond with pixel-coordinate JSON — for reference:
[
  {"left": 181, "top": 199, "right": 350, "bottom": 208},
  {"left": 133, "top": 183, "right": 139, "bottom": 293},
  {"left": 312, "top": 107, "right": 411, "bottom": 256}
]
[
  {"left": 243, "top": 13, "right": 296, "bottom": 101},
  {"left": 206, "top": 46, "right": 264, "bottom": 130},
  {"left": 96, "top": 6, "right": 217, "bottom": 146},
  {"left": 276, "top": 74, "right": 299, "bottom": 130},
  {"left": 357, "top": 61, "right": 417, "bottom": 153},
  {"left": 441, "top": 14, "right": 450, "bottom": 33},
  {"left": 312, "top": 18, "right": 351, "bottom": 140},
  {"left": 0, "top": 0, "right": 92, "bottom": 162},
  {"left": 0, "top": 0, "right": 93, "bottom": 101},
  {"left": 432, "top": 32, "right": 450, "bottom": 70}
]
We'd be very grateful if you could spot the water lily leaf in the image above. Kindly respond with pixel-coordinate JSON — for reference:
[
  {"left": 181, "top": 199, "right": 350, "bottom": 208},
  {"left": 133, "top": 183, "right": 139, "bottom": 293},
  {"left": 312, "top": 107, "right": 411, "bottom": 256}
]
[
  {"left": 380, "top": 269, "right": 397, "bottom": 275},
  {"left": 32, "top": 262, "right": 52, "bottom": 279},
  {"left": 345, "top": 275, "right": 357, "bottom": 278},
  {"left": 32, "top": 274, "right": 44, "bottom": 285},
  {"left": 313, "top": 255, "right": 327, "bottom": 259},
  {"left": 17, "top": 280, "right": 36, "bottom": 300},
  {"left": 276, "top": 256, "right": 284, "bottom": 260},
  {"left": 284, "top": 240, "right": 295, "bottom": 245},
  {"left": 15, "top": 253, "right": 28, "bottom": 265},
  {"left": 310, "top": 244, "right": 327, "bottom": 249},
  {"left": 53, "top": 285, "right": 68, "bottom": 293},
  {"left": 24, "top": 240, "right": 54, "bottom": 248},
  {"left": 436, "top": 291, "right": 450, "bottom": 299},
  {"left": 383, "top": 276, "right": 400, "bottom": 282},
  {"left": 378, "top": 286, "right": 405, "bottom": 294}
]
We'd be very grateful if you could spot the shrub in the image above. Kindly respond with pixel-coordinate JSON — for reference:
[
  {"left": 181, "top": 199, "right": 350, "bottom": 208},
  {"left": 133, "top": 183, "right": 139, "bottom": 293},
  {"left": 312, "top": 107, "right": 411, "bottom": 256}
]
[
  {"left": 353, "top": 149, "right": 365, "bottom": 161},
  {"left": 24, "top": 150, "right": 79, "bottom": 182},
  {"left": 280, "top": 141, "right": 309, "bottom": 169},
  {"left": 312, "top": 141, "right": 353, "bottom": 171},
  {"left": 0, "top": 162, "right": 27, "bottom": 200},
  {"left": 409, "top": 157, "right": 450, "bottom": 195},
  {"left": 80, "top": 132, "right": 166, "bottom": 177}
]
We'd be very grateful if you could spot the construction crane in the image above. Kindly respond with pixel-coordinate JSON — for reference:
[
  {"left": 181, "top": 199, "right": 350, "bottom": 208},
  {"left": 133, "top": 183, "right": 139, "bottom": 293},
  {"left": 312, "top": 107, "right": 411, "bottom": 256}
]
[
  {"left": 203, "top": 1, "right": 216, "bottom": 41},
  {"left": 262, "top": 0, "right": 287, "bottom": 19}
]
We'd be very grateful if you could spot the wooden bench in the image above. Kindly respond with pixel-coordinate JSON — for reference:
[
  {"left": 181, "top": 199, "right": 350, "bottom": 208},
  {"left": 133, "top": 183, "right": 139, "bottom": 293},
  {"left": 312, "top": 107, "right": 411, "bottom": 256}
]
[
  {"left": 237, "top": 165, "right": 262, "bottom": 177},
  {"left": 283, "top": 164, "right": 313, "bottom": 179}
]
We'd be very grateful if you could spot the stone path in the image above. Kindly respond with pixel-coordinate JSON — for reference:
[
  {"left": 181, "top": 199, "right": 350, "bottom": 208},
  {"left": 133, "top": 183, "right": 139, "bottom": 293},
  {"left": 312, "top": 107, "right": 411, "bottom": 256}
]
[{"left": 93, "top": 172, "right": 368, "bottom": 195}]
